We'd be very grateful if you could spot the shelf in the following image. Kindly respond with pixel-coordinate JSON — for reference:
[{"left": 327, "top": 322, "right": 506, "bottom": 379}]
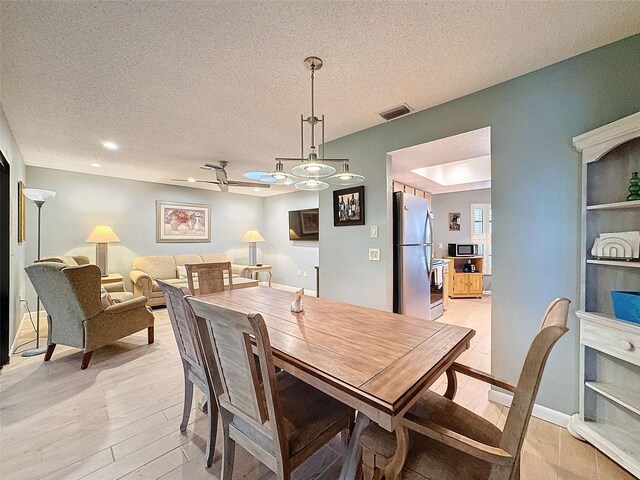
[
  {"left": 586, "top": 381, "right": 640, "bottom": 416},
  {"left": 586, "top": 259, "right": 640, "bottom": 268},
  {"left": 587, "top": 200, "right": 640, "bottom": 210}
]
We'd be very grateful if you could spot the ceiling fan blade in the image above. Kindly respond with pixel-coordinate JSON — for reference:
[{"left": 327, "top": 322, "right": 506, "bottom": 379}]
[
  {"left": 201, "top": 163, "right": 222, "bottom": 170},
  {"left": 227, "top": 181, "right": 271, "bottom": 188},
  {"left": 171, "top": 178, "right": 221, "bottom": 184}
]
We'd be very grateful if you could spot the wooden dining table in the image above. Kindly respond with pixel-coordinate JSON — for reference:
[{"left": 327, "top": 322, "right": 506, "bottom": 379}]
[{"left": 199, "top": 286, "right": 475, "bottom": 479}]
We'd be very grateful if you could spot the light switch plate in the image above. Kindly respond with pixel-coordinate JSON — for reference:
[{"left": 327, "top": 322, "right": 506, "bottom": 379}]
[
  {"left": 369, "top": 248, "right": 380, "bottom": 261},
  {"left": 371, "top": 225, "right": 378, "bottom": 238}
]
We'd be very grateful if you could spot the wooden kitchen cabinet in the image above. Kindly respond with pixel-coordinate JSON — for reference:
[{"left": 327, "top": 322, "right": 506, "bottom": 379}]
[{"left": 447, "top": 256, "right": 483, "bottom": 298}]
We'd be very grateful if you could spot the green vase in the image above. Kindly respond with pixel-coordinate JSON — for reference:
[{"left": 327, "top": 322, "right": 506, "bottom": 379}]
[{"left": 628, "top": 172, "right": 640, "bottom": 201}]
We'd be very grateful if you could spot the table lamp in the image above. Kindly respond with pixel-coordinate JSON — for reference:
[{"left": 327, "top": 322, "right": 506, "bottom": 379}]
[
  {"left": 86, "top": 226, "right": 120, "bottom": 276},
  {"left": 22, "top": 188, "right": 56, "bottom": 357},
  {"left": 241, "top": 230, "right": 265, "bottom": 266}
]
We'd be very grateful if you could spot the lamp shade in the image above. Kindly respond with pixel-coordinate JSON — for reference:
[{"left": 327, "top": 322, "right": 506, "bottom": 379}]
[
  {"left": 86, "top": 226, "right": 120, "bottom": 243},
  {"left": 22, "top": 188, "right": 56, "bottom": 202},
  {"left": 241, "top": 230, "right": 265, "bottom": 243}
]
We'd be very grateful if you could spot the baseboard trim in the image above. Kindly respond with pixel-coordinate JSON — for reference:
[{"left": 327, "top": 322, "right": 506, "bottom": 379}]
[
  {"left": 260, "top": 281, "right": 317, "bottom": 298},
  {"left": 488, "top": 389, "right": 570, "bottom": 428}
]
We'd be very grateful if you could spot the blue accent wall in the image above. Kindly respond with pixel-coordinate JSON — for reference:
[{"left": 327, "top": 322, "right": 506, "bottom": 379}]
[{"left": 320, "top": 34, "right": 640, "bottom": 414}]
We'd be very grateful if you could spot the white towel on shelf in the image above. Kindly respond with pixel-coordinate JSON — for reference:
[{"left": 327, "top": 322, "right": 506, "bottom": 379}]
[{"left": 434, "top": 265, "right": 443, "bottom": 288}]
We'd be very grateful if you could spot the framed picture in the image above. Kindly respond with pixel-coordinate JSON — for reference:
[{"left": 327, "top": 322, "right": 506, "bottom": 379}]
[
  {"left": 156, "top": 201, "right": 211, "bottom": 243},
  {"left": 449, "top": 212, "right": 461, "bottom": 231},
  {"left": 333, "top": 186, "right": 365, "bottom": 226},
  {"left": 17, "top": 181, "right": 26, "bottom": 243},
  {"left": 300, "top": 210, "right": 319, "bottom": 234}
]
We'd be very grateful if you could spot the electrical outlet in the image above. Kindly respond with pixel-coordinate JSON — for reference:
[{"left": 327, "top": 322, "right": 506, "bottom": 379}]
[
  {"left": 370, "top": 225, "right": 378, "bottom": 238},
  {"left": 297, "top": 270, "right": 301, "bottom": 277},
  {"left": 438, "top": 243, "right": 443, "bottom": 249},
  {"left": 303, "top": 271, "right": 307, "bottom": 277},
  {"left": 369, "top": 248, "right": 380, "bottom": 261}
]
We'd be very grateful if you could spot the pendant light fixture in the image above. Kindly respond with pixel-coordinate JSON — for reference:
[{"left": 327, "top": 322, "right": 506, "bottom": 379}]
[
  {"left": 326, "top": 161, "right": 366, "bottom": 186},
  {"left": 256, "top": 57, "right": 364, "bottom": 190}
]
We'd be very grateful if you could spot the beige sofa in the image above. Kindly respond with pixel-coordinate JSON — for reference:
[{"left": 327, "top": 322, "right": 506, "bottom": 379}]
[{"left": 130, "top": 254, "right": 258, "bottom": 307}]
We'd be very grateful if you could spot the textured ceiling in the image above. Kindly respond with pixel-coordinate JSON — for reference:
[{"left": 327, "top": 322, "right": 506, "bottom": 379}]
[
  {"left": 391, "top": 127, "right": 491, "bottom": 194},
  {"left": 2, "top": 1, "right": 640, "bottom": 196}
]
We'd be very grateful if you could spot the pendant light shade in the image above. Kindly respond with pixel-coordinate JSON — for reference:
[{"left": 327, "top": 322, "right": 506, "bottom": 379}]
[
  {"left": 260, "top": 161, "right": 299, "bottom": 185},
  {"left": 294, "top": 177, "right": 330, "bottom": 191},
  {"left": 327, "top": 162, "right": 365, "bottom": 186},
  {"left": 291, "top": 151, "right": 336, "bottom": 177}
]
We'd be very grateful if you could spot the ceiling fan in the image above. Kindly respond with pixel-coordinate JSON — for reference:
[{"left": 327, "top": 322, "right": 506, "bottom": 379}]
[{"left": 172, "top": 161, "right": 271, "bottom": 192}]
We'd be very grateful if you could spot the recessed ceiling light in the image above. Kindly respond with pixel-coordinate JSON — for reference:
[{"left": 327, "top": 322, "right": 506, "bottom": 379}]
[
  {"left": 187, "top": 178, "right": 196, "bottom": 183},
  {"left": 102, "top": 141, "right": 118, "bottom": 151},
  {"left": 411, "top": 155, "right": 491, "bottom": 186},
  {"left": 254, "top": 188, "right": 261, "bottom": 192},
  {"left": 91, "top": 163, "right": 101, "bottom": 168}
]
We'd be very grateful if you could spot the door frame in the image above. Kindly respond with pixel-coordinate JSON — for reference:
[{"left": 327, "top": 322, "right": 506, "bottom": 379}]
[{"left": 0, "top": 151, "right": 10, "bottom": 367}]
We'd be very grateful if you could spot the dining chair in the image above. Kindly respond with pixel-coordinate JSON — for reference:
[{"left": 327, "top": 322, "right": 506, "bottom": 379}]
[
  {"left": 360, "top": 298, "right": 570, "bottom": 480},
  {"left": 183, "top": 295, "right": 355, "bottom": 480},
  {"left": 185, "top": 261, "right": 233, "bottom": 295},
  {"left": 157, "top": 279, "right": 217, "bottom": 467}
]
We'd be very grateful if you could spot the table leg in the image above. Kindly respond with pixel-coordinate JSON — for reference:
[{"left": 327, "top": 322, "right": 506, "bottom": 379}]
[
  {"left": 339, "top": 411, "right": 371, "bottom": 480},
  {"left": 268, "top": 270, "right": 272, "bottom": 288},
  {"left": 384, "top": 425, "right": 409, "bottom": 480}
]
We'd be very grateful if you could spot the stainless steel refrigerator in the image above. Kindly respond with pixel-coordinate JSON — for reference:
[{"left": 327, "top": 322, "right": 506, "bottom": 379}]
[{"left": 393, "top": 191, "right": 443, "bottom": 320}]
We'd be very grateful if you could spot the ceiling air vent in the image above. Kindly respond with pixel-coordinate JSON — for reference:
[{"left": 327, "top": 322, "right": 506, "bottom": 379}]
[{"left": 378, "top": 103, "right": 412, "bottom": 121}]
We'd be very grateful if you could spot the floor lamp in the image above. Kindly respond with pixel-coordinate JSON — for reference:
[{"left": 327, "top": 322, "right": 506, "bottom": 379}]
[{"left": 22, "top": 188, "right": 56, "bottom": 357}]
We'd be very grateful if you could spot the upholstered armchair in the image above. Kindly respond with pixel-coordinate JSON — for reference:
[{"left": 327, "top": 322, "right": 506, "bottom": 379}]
[{"left": 25, "top": 262, "right": 155, "bottom": 369}]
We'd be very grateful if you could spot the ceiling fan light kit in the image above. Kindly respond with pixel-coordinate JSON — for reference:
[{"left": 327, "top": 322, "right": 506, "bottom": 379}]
[{"left": 255, "top": 56, "right": 365, "bottom": 191}]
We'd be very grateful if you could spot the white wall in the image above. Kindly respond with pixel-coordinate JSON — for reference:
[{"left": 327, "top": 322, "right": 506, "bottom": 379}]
[
  {"left": 24, "top": 167, "right": 264, "bottom": 305},
  {"left": 263, "top": 191, "right": 319, "bottom": 292},
  {"left": 431, "top": 188, "right": 491, "bottom": 290},
  {"left": 1, "top": 105, "right": 27, "bottom": 351}
]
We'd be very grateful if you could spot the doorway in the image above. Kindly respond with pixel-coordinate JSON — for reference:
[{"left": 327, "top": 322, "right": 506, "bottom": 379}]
[
  {"left": 387, "top": 126, "right": 492, "bottom": 389},
  {"left": 0, "top": 152, "right": 10, "bottom": 367}
]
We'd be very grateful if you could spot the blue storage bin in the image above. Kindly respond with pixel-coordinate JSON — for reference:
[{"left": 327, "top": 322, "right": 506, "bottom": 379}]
[{"left": 611, "top": 291, "right": 640, "bottom": 324}]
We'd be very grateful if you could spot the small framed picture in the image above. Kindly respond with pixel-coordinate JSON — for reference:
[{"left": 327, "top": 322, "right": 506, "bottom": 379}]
[
  {"left": 449, "top": 212, "right": 461, "bottom": 231},
  {"left": 333, "top": 186, "right": 365, "bottom": 226},
  {"left": 156, "top": 201, "right": 211, "bottom": 243},
  {"left": 300, "top": 210, "right": 319, "bottom": 234}
]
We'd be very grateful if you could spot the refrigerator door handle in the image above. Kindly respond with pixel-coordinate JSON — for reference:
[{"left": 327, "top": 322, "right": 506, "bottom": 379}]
[{"left": 424, "top": 244, "right": 432, "bottom": 277}]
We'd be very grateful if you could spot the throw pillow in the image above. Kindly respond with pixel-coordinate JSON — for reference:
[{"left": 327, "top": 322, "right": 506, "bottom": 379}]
[
  {"left": 100, "top": 285, "right": 114, "bottom": 307},
  {"left": 176, "top": 265, "right": 187, "bottom": 279}
]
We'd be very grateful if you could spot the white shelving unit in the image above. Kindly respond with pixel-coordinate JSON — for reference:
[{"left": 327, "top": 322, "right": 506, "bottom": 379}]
[
  {"left": 586, "top": 199, "right": 640, "bottom": 210},
  {"left": 568, "top": 112, "right": 640, "bottom": 478}
]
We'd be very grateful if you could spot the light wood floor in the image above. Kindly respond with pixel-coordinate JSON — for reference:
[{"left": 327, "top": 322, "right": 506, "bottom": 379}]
[{"left": 1, "top": 296, "right": 635, "bottom": 479}]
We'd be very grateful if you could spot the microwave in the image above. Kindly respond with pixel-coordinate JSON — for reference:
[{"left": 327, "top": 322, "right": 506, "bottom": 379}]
[{"left": 448, "top": 243, "right": 478, "bottom": 257}]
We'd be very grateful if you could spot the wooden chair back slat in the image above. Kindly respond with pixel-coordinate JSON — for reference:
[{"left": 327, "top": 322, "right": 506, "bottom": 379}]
[
  {"left": 492, "top": 298, "right": 570, "bottom": 480},
  {"left": 184, "top": 297, "right": 273, "bottom": 428},
  {"left": 185, "top": 262, "right": 232, "bottom": 296},
  {"left": 157, "top": 279, "right": 204, "bottom": 373}
]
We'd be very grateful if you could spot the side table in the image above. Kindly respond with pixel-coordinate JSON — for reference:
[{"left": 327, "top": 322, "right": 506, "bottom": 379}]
[
  {"left": 101, "top": 273, "right": 124, "bottom": 285},
  {"left": 242, "top": 265, "right": 272, "bottom": 287}
]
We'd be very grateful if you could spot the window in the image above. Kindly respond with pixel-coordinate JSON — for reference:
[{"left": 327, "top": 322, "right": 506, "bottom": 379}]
[{"left": 471, "top": 203, "right": 492, "bottom": 275}]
